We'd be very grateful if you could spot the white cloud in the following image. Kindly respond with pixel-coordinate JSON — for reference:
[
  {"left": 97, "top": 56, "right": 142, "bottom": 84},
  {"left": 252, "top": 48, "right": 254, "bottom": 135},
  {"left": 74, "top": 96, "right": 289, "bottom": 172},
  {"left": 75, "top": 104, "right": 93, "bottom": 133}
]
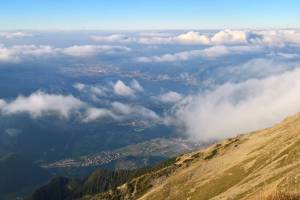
[
  {"left": 133, "top": 30, "right": 247, "bottom": 45},
  {"left": 0, "top": 91, "right": 85, "bottom": 118},
  {"left": 211, "top": 29, "right": 247, "bottom": 45},
  {"left": 0, "top": 44, "right": 131, "bottom": 63},
  {"left": 172, "top": 67, "right": 300, "bottom": 141},
  {"left": 82, "top": 102, "right": 160, "bottom": 122},
  {"left": 174, "top": 30, "right": 247, "bottom": 45},
  {"left": 269, "top": 52, "right": 299, "bottom": 59},
  {"left": 137, "top": 45, "right": 261, "bottom": 63},
  {"left": 173, "top": 30, "right": 300, "bottom": 46},
  {"left": 112, "top": 102, "right": 160, "bottom": 121},
  {"left": 175, "top": 31, "right": 210, "bottom": 45},
  {"left": 74, "top": 80, "right": 143, "bottom": 100},
  {"left": 222, "top": 58, "right": 296, "bottom": 80},
  {"left": 73, "top": 83, "right": 86, "bottom": 91},
  {"left": 62, "top": 45, "right": 130, "bottom": 57},
  {"left": 0, "top": 91, "right": 160, "bottom": 124},
  {"left": 130, "top": 79, "right": 144, "bottom": 92},
  {"left": 0, "top": 47, "right": 17, "bottom": 62},
  {"left": 0, "top": 99, "right": 6, "bottom": 109},
  {"left": 137, "top": 50, "right": 202, "bottom": 63},
  {"left": 248, "top": 30, "right": 300, "bottom": 46},
  {"left": 91, "top": 34, "right": 133, "bottom": 43},
  {"left": 74, "top": 82, "right": 107, "bottom": 97},
  {"left": 90, "top": 86, "right": 106, "bottom": 96},
  {"left": 113, "top": 80, "right": 135, "bottom": 97},
  {"left": 156, "top": 91, "right": 183, "bottom": 103},
  {"left": 90, "top": 29, "right": 300, "bottom": 46},
  {"left": 0, "top": 44, "right": 56, "bottom": 63},
  {"left": 0, "top": 32, "right": 31, "bottom": 39},
  {"left": 82, "top": 107, "right": 117, "bottom": 122}
]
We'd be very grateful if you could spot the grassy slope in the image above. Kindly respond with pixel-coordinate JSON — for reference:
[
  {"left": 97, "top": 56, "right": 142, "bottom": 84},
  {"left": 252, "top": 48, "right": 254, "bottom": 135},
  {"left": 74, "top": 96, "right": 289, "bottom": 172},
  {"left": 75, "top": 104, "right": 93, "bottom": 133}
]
[{"left": 85, "top": 113, "right": 300, "bottom": 200}]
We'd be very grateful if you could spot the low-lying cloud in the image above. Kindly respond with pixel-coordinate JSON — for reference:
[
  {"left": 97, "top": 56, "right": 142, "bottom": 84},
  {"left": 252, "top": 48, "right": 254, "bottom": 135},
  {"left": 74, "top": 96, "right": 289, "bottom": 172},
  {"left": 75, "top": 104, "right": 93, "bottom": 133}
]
[
  {"left": 156, "top": 91, "right": 183, "bottom": 103},
  {"left": 62, "top": 45, "right": 130, "bottom": 57},
  {"left": 91, "top": 29, "right": 300, "bottom": 46},
  {"left": 113, "top": 80, "right": 135, "bottom": 97},
  {"left": 0, "top": 32, "right": 31, "bottom": 39},
  {"left": 0, "top": 91, "right": 85, "bottom": 118},
  {"left": 172, "top": 67, "right": 300, "bottom": 141},
  {"left": 113, "top": 80, "right": 143, "bottom": 97},
  {"left": 0, "top": 44, "right": 55, "bottom": 63},
  {"left": 137, "top": 45, "right": 261, "bottom": 63},
  {"left": 0, "top": 90, "right": 159, "bottom": 124},
  {"left": 0, "top": 44, "right": 131, "bottom": 63}
]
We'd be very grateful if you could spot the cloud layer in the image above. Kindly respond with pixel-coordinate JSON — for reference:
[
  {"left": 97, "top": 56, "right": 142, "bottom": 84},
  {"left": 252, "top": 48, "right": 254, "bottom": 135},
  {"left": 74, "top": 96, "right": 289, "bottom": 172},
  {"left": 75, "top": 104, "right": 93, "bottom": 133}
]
[
  {"left": 113, "top": 80, "right": 143, "bottom": 97},
  {"left": 0, "top": 44, "right": 130, "bottom": 63},
  {"left": 172, "top": 67, "right": 300, "bottom": 141},
  {"left": 92, "top": 29, "right": 300, "bottom": 46},
  {"left": 62, "top": 45, "right": 130, "bottom": 57},
  {"left": 0, "top": 32, "right": 31, "bottom": 39},
  {"left": 0, "top": 89, "right": 159, "bottom": 124},
  {"left": 137, "top": 45, "right": 261, "bottom": 62},
  {"left": 0, "top": 91, "right": 85, "bottom": 118},
  {"left": 156, "top": 91, "right": 183, "bottom": 103}
]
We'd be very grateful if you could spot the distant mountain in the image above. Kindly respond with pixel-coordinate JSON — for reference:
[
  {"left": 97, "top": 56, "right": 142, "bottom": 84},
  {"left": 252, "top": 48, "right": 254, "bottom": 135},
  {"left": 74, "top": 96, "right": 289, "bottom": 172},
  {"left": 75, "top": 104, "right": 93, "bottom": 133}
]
[
  {"left": 0, "top": 153, "right": 51, "bottom": 200},
  {"left": 28, "top": 113, "right": 300, "bottom": 199}
]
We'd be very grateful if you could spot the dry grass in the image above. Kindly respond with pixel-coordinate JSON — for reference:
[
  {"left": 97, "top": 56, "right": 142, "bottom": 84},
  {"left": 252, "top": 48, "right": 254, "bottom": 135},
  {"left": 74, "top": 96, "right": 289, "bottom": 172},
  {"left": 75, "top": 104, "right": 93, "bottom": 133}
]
[{"left": 265, "top": 191, "right": 300, "bottom": 200}]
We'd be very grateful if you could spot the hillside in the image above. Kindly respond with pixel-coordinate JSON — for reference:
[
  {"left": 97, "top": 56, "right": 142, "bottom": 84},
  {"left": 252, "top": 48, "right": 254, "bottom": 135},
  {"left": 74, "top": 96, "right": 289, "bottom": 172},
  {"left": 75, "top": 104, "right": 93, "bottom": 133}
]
[
  {"left": 29, "top": 113, "right": 300, "bottom": 200},
  {"left": 0, "top": 153, "right": 51, "bottom": 200}
]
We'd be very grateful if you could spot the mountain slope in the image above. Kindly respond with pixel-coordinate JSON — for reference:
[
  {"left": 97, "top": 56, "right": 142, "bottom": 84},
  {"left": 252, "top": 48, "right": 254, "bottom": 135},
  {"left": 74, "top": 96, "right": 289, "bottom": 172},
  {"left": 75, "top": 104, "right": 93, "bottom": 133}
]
[
  {"left": 29, "top": 113, "right": 300, "bottom": 200},
  {"left": 134, "top": 113, "right": 300, "bottom": 200}
]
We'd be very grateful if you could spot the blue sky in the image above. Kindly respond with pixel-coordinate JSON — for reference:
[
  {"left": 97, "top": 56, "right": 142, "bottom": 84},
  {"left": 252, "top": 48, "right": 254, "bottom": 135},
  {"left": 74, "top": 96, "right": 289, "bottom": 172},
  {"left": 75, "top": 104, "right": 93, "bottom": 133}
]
[{"left": 1, "top": 0, "right": 299, "bottom": 30}]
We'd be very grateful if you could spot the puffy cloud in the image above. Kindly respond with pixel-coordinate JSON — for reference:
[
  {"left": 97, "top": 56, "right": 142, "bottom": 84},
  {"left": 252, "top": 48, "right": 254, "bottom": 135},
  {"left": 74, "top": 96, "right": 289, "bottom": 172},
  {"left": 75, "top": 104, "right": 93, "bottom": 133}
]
[
  {"left": 74, "top": 83, "right": 107, "bottom": 97},
  {"left": 0, "top": 44, "right": 56, "bottom": 63},
  {"left": 112, "top": 102, "right": 160, "bottom": 121},
  {"left": 156, "top": 91, "right": 183, "bottom": 103},
  {"left": 93, "top": 29, "right": 300, "bottom": 46},
  {"left": 62, "top": 45, "right": 130, "bottom": 57},
  {"left": 0, "top": 91, "right": 160, "bottom": 124},
  {"left": 82, "top": 107, "right": 117, "bottom": 122},
  {"left": 210, "top": 29, "right": 247, "bottom": 45},
  {"left": 113, "top": 80, "right": 135, "bottom": 97},
  {"left": 0, "top": 32, "right": 31, "bottom": 39},
  {"left": 0, "top": 91, "right": 85, "bottom": 118},
  {"left": 130, "top": 79, "right": 144, "bottom": 92},
  {"left": 173, "top": 30, "right": 300, "bottom": 46},
  {"left": 201, "top": 45, "right": 261, "bottom": 58},
  {"left": 91, "top": 34, "right": 133, "bottom": 43},
  {"left": 220, "top": 58, "right": 297, "bottom": 81},
  {"left": 90, "top": 86, "right": 106, "bottom": 96},
  {"left": 0, "top": 44, "right": 131, "bottom": 63},
  {"left": 174, "top": 30, "right": 247, "bottom": 45},
  {"left": 75, "top": 80, "right": 143, "bottom": 99},
  {"left": 0, "top": 47, "right": 16, "bottom": 62},
  {"left": 73, "top": 83, "right": 86, "bottom": 91},
  {"left": 137, "top": 45, "right": 261, "bottom": 63},
  {"left": 0, "top": 99, "right": 6, "bottom": 109},
  {"left": 175, "top": 31, "right": 210, "bottom": 45},
  {"left": 248, "top": 30, "right": 300, "bottom": 46},
  {"left": 82, "top": 102, "right": 160, "bottom": 122},
  {"left": 171, "top": 67, "right": 300, "bottom": 141}
]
